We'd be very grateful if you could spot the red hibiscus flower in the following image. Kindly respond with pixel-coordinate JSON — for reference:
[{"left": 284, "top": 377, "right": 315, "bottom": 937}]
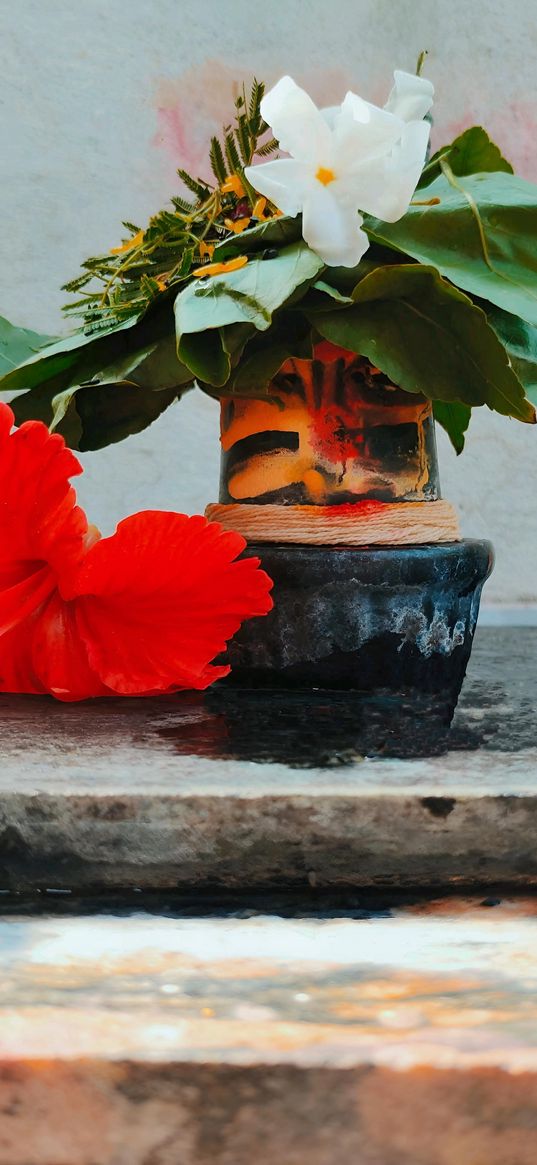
[{"left": 0, "top": 402, "right": 272, "bottom": 701}]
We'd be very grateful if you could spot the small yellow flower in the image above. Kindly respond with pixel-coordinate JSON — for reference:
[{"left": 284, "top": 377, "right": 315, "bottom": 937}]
[
  {"left": 199, "top": 241, "right": 215, "bottom": 260},
  {"left": 224, "top": 217, "right": 251, "bottom": 234},
  {"left": 192, "top": 256, "right": 248, "bottom": 278},
  {"left": 253, "top": 197, "right": 267, "bottom": 219},
  {"left": 221, "top": 174, "right": 245, "bottom": 198},
  {"left": 110, "top": 229, "right": 144, "bottom": 255},
  {"left": 155, "top": 278, "right": 167, "bottom": 291}
]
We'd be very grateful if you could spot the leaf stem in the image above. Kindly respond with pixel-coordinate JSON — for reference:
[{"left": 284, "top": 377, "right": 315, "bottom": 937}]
[{"left": 440, "top": 158, "right": 496, "bottom": 273}]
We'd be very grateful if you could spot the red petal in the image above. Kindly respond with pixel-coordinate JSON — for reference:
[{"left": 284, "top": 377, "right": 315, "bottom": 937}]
[
  {"left": 30, "top": 591, "right": 111, "bottom": 701},
  {"left": 0, "top": 566, "right": 55, "bottom": 635},
  {"left": 0, "top": 616, "right": 48, "bottom": 694},
  {"left": 0, "top": 402, "right": 88, "bottom": 591},
  {"left": 0, "top": 583, "right": 111, "bottom": 701},
  {"left": 72, "top": 512, "right": 273, "bottom": 694}
]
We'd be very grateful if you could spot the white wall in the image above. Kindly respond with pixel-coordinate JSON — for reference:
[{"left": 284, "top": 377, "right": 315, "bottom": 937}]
[{"left": 1, "top": 0, "right": 536, "bottom": 605}]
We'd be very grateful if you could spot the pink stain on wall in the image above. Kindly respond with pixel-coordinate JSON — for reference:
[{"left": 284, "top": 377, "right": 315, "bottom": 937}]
[
  {"left": 152, "top": 61, "right": 357, "bottom": 186},
  {"left": 434, "top": 102, "right": 537, "bottom": 182},
  {"left": 152, "top": 62, "right": 537, "bottom": 189}
]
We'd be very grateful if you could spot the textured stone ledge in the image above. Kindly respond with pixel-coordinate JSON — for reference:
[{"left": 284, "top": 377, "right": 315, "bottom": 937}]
[
  {"left": 1, "top": 899, "right": 537, "bottom": 1164},
  {"left": 0, "top": 628, "right": 535, "bottom": 891}
]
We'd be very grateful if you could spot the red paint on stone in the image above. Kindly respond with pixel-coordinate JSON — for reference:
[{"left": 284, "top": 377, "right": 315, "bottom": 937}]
[{"left": 316, "top": 501, "right": 387, "bottom": 517}]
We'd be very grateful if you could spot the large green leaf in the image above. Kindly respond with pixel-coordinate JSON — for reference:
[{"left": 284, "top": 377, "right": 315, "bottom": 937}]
[
  {"left": 433, "top": 401, "right": 472, "bottom": 454},
  {"left": 484, "top": 304, "right": 537, "bottom": 403},
  {"left": 221, "top": 313, "right": 313, "bottom": 397},
  {"left": 177, "top": 322, "right": 256, "bottom": 389},
  {"left": 0, "top": 314, "right": 55, "bottom": 377},
  {"left": 367, "top": 171, "right": 537, "bottom": 326},
  {"left": 310, "top": 265, "right": 535, "bottom": 423},
  {"left": 175, "top": 243, "right": 324, "bottom": 343},
  {"left": 11, "top": 334, "right": 193, "bottom": 451},
  {"left": 418, "top": 125, "right": 513, "bottom": 188},
  {"left": 60, "top": 383, "right": 185, "bottom": 452},
  {"left": 0, "top": 315, "right": 139, "bottom": 396},
  {"left": 178, "top": 330, "right": 232, "bottom": 387}
]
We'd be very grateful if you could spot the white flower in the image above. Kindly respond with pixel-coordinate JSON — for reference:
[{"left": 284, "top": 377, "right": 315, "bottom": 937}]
[{"left": 244, "top": 71, "right": 434, "bottom": 268}]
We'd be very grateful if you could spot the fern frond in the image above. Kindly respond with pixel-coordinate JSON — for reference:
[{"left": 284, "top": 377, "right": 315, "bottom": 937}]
[
  {"left": 170, "top": 194, "right": 197, "bottom": 213},
  {"left": 177, "top": 169, "right": 210, "bottom": 200},
  {"left": 236, "top": 114, "right": 252, "bottom": 164},
  {"left": 209, "top": 137, "right": 227, "bottom": 183},
  {"left": 62, "top": 273, "right": 93, "bottom": 293},
  {"left": 255, "top": 137, "right": 279, "bottom": 158},
  {"left": 224, "top": 131, "right": 242, "bottom": 174},
  {"left": 248, "top": 78, "right": 264, "bottom": 127}
]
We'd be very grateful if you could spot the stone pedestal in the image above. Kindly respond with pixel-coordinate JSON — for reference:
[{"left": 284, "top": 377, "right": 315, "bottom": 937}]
[{"left": 206, "top": 350, "right": 492, "bottom": 703}]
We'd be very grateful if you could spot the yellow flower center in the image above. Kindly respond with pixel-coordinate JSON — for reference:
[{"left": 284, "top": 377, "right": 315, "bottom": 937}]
[{"left": 316, "top": 166, "right": 336, "bottom": 186}]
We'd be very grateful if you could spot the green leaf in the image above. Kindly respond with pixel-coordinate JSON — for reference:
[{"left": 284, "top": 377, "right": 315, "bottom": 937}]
[
  {"left": 418, "top": 125, "right": 514, "bottom": 188},
  {"left": 484, "top": 304, "right": 537, "bottom": 403},
  {"left": 10, "top": 332, "right": 193, "bottom": 451},
  {"left": 296, "top": 247, "right": 405, "bottom": 302},
  {"left": 178, "top": 330, "right": 231, "bottom": 387},
  {"left": 309, "top": 264, "right": 535, "bottom": 423},
  {"left": 367, "top": 171, "right": 537, "bottom": 326},
  {"left": 53, "top": 382, "right": 184, "bottom": 452},
  {"left": 222, "top": 313, "right": 313, "bottom": 396},
  {"left": 0, "top": 315, "right": 139, "bottom": 396},
  {"left": 433, "top": 401, "right": 472, "bottom": 454},
  {"left": 175, "top": 243, "right": 324, "bottom": 343},
  {"left": 88, "top": 334, "right": 193, "bottom": 392},
  {"left": 212, "top": 215, "right": 302, "bottom": 261},
  {"left": 0, "top": 315, "right": 55, "bottom": 377},
  {"left": 308, "top": 280, "right": 354, "bottom": 306}
]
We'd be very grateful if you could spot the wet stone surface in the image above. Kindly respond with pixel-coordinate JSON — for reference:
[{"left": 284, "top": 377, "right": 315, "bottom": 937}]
[{"left": 0, "top": 628, "right": 535, "bottom": 891}]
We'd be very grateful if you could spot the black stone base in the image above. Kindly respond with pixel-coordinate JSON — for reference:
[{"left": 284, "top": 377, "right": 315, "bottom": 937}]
[{"left": 223, "top": 540, "right": 494, "bottom": 723}]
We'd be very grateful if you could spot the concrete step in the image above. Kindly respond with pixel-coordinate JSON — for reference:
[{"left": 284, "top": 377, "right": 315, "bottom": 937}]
[
  {"left": 0, "top": 627, "right": 536, "bottom": 891},
  {"left": 1, "top": 897, "right": 537, "bottom": 1164}
]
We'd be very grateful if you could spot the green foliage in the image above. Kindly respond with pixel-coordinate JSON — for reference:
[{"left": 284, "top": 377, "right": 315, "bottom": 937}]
[
  {"left": 0, "top": 314, "right": 55, "bottom": 377},
  {"left": 433, "top": 401, "right": 472, "bottom": 454},
  {"left": 0, "top": 315, "right": 141, "bottom": 397},
  {"left": 418, "top": 125, "right": 513, "bottom": 187},
  {"left": 2, "top": 108, "right": 537, "bottom": 455},
  {"left": 484, "top": 304, "right": 537, "bottom": 403},
  {"left": 11, "top": 332, "right": 193, "bottom": 451},
  {"left": 308, "top": 265, "right": 535, "bottom": 423},
  {"left": 175, "top": 242, "right": 324, "bottom": 366},
  {"left": 222, "top": 314, "right": 313, "bottom": 396},
  {"left": 366, "top": 171, "right": 537, "bottom": 326},
  {"left": 59, "top": 78, "right": 279, "bottom": 333},
  {"left": 213, "top": 215, "right": 303, "bottom": 261}
]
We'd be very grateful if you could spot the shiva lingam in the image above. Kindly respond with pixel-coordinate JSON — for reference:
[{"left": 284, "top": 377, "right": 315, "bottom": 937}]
[{"left": 206, "top": 345, "right": 493, "bottom": 721}]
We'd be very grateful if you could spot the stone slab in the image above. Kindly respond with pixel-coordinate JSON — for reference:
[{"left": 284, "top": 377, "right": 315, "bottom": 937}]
[
  {"left": 1, "top": 899, "right": 537, "bottom": 1164},
  {"left": 0, "top": 627, "right": 536, "bottom": 891}
]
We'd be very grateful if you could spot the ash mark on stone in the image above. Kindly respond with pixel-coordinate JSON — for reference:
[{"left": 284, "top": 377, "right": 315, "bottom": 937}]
[{"left": 421, "top": 797, "right": 457, "bottom": 819}]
